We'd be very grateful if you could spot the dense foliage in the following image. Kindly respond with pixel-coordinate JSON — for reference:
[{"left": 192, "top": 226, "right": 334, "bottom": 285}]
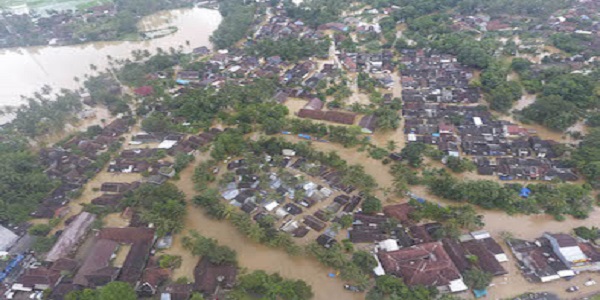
[
  {"left": 65, "top": 281, "right": 136, "bottom": 300},
  {"left": 211, "top": 0, "right": 256, "bottom": 49},
  {"left": 123, "top": 183, "right": 187, "bottom": 236},
  {"left": 366, "top": 275, "right": 437, "bottom": 300},
  {"left": 7, "top": 90, "right": 83, "bottom": 138},
  {"left": 0, "top": 139, "right": 57, "bottom": 224},
  {"left": 572, "top": 129, "right": 600, "bottom": 188},
  {"left": 246, "top": 37, "right": 330, "bottom": 62},
  {"left": 182, "top": 230, "right": 238, "bottom": 265},
  {"left": 229, "top": 270, "right": 314, "bottom": 300},
  {"left": 425, "top": 170, "right": 594, "bottom": 219}
]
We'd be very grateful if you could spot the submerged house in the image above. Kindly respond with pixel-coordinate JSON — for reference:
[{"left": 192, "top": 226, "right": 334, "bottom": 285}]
[{"left": 377, "top": 242, "right": 468, "bottom": 293}]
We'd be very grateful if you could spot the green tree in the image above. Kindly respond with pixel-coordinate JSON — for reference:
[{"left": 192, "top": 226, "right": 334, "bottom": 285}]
[
  {"left": 352, "top": 250, "right": 377, "bottom": 273},
  {"left": 28, "top": 224, "right": 52, "bottom": 236},
  {"left": 361, "top": 196, "right": 382, "bottom": 215},
  {"left": 464, "top": 268, "right": 493, "bottom": 290}
]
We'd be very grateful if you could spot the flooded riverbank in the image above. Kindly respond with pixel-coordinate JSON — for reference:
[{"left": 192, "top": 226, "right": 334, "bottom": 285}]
[{"left": 0, "top": 7, "right": 221, "bottom": 114}]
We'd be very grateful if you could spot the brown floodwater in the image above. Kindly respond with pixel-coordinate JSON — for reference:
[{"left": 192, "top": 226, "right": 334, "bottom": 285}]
[
  {"left": 164, "top": 159, "right": 364, "bottom": 300},
  {"left": 0, "top": 7, "right": 221, "bottom": 115},
  {"left": 280, "top": 133, "right": 600, "bottom": 299}
]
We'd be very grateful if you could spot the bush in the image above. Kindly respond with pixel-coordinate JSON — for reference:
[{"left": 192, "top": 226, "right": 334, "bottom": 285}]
[{"left": 28, "top": 224, "right": 52, "bottom": 236}]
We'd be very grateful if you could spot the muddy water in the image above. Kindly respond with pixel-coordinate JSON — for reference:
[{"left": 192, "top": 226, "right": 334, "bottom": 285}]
[
  {"left": 280, "top": 133, "right": 600, "bottom": 298},
  {"left": 166, "top": 160, "right": 364, "bottom": 300},
  {"left": 0, "top": 7, "right": 221, "bottom": 111}
]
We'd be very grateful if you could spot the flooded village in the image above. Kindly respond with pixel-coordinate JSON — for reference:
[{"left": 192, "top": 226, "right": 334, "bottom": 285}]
[{"left": 0, "top": 0, "right": 600, "bottom": 300}]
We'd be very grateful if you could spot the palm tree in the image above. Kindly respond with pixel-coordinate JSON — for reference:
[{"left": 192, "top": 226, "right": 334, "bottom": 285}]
[
  {"left": 218, "top": 204, "right": 236, "bottom": 220},
  {"left": 386, "top": 140, "right": 397, "bottom": 152}
]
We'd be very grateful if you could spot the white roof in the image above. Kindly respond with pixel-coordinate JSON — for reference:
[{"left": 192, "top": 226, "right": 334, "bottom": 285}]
[
  {"left": 10, "top": 284, "right": 32, "bottom": 292},
  {"left": 282, "top": 149, "right": 296, "bottom": 156},
  {"left": 373, "top": 254, "right": 385, "bottom": 276},
  {"left": 471, "top": 230, "right": 491, "bottom": 240},
  {"left": 408, "top": 133, "right": 417, "bottom": 142},
  {"left": 448, "top": 279, "right": 468, "bottom": 292},
  {"left": 540, "top": 274, "right": 560, "bottom": 282},
  {"left": 264, "top": 201, "right": 279, "bottom": 212},
  {"left": 0, "top": 225, "right": 18, "bottom": 252},
  {"left": 558, "top": 269, "right": 576, "bottom": 277},
  {"left": 221, "top": 189, "right": 239, "bottom": 200},
  {"left": 275, "top": 207, "right": 289, "bottom": 219},
  {"left": 559, "top": 246, "right": 587, "bottom": 263},
  {"left": 158, "top": 140, "right": 178, "bottom": 149},
  {"left": 473, "top": 117, "right": 483, "bottom": 126},
  {"left": 303, "top": 182, "right": 318, "bottom": 191},
  {"left": 378, "top": 239, "right": 400, "bottom": 252},
  {"left": 495, "top": 253, "right": 509, "bottom": 263}
]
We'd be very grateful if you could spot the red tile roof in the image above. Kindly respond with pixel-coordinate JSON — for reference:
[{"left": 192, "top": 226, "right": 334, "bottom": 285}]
[{"left": 377, "top": 242, "right": 462, "bottom": 287}]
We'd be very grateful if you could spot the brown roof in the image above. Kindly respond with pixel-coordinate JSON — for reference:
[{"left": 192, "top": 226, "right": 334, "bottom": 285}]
[
  {"left": 194, "top": 257, "right": 237, "bottom": 295},
  {"left": 324, "top": 111, "right": 356, "bottom": 125},
  {"left": 442, "top": 238, "right": 470, "bottom": 273},
  {"left": 297, "top": 108, "right": 325, "bottom": 120},
  {"left": 378, "top": 242, "right": 462, "bottom": 287},
  {"left": 409, "top": 225, "right": 433, "bottom": 244},
  {"left": 164, "top": 284, "right": 193, "bottom": 300},
  {"left": 73, "top": 239, "right": 119, "bottom": 287},
  {"left": 98, "top": 227, "right": 155, "bottom": 244},
  {"left": 359, "top": 114, "right": 377, "bottom": 132},
  {"left": 303, "top": 215, "right": 326, "bottom": 231},
  {"left": 383, "top": 204, "right": 414, "bottom": 224},
  {"left": 548, "top": 233, "right": 578, "bottom": 247},
  {"left": 462, "top": 240, "right": 507, "bottom": 276},
  {"left": 17, "top": 267, "right": 61, "bottom": 289},
  {"left": 304, "top": 98, "right": 324, "bottom": 110},
  {"left": 51, "top": 258, "right": 79, "bottom": 273},
  {"left": 98, "top": 227, "right": 156, "bottom": 284}
]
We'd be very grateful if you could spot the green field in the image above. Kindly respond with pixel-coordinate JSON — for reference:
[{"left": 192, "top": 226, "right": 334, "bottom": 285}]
[{"left": 0, "top": 0, "right": 112, "bottom": 11}]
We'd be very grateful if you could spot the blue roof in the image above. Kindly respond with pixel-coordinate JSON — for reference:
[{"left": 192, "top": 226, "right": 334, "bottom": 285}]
[
  {"left": 473, "top": 289, "right": 488, "bottom": 298},
  {"left": 520, "top": 187, "right": 532, "bottom": 198}
]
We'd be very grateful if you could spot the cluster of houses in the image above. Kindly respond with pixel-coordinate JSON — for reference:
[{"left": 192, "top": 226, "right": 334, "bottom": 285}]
[
  {"left": 400, "top": 49, "right": 479, "bottom": 104},
  {"left": 507, "top": 233, "right": 600, "bottom": 283},
  {"left": 34, "top": 117, "right": 132, "bottom": 220},
  {"left": 0, "top": 212, "right": 236, "bottom": 300},
  {"left": 340, "top": 202, "right": 509, "bottom": 294},
  {"left": 400, "top": 52, "right": 578, "bottom": 182},
  {"left": 0, "top": 3, "right": 118, "bottom": 47},
  {"left": 339, "top": 51, "right": 395, "bottom": 74},
  {"left": 221, "top": 150, "right": 361, "bottom": 242}
]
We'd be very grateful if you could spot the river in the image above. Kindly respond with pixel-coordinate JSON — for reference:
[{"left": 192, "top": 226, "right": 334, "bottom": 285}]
[{"left": 0, "top": 7, "right": 221, "bottom": 113}]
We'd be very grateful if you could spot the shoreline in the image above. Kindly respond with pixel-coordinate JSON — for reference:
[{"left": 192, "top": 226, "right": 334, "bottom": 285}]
[{"left": 0, "top": 6, "right": 221, "bottom": 121}]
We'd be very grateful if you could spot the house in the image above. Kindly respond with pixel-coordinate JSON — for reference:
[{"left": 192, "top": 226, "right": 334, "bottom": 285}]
[
  {"left": 0, "top": 225, "right": 18, "bottom": 252},
  {"left": 137, "top": 258, "right": 171, "bottom": 297},
  {"left": 377, "top": 242, "right": 468, "bottom": 292},
  {"left": 46, "top": 212, "right": 96, "bottom": 262},
  {"left": 359, "top": 115, "right": 378, "bottom": 134},
  {"left": 323, "top": 111, "right": 356, "bottom": 125},
  {"left": 506, "top": 238, "right": 572, "bottom": 282},
  {"left": 134, "top": 86, "right": 154, "bottom": 97},
  {"left": 194, "top": 257, "right": 237, "bottom": 297},
  {"left": 303, "top": 215, "right": 326, "bottom": 231},
  {"left": 97, "top": 227, "right": 156, "bottom": 284},
  {"left": 162, "top": 284, "right": 193, "bottom": 300},
  {"left": 73, "top": 239, "right": 120, "bottom": 287},
  {"left": 304, "top": 98, "right": 324, "bottom": 110},
  {"left": 383, "top": 203, "right": 414, "bottom": 224},
  {"left": 544, "top": 233, "right": 599, "bottom": 271}
]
